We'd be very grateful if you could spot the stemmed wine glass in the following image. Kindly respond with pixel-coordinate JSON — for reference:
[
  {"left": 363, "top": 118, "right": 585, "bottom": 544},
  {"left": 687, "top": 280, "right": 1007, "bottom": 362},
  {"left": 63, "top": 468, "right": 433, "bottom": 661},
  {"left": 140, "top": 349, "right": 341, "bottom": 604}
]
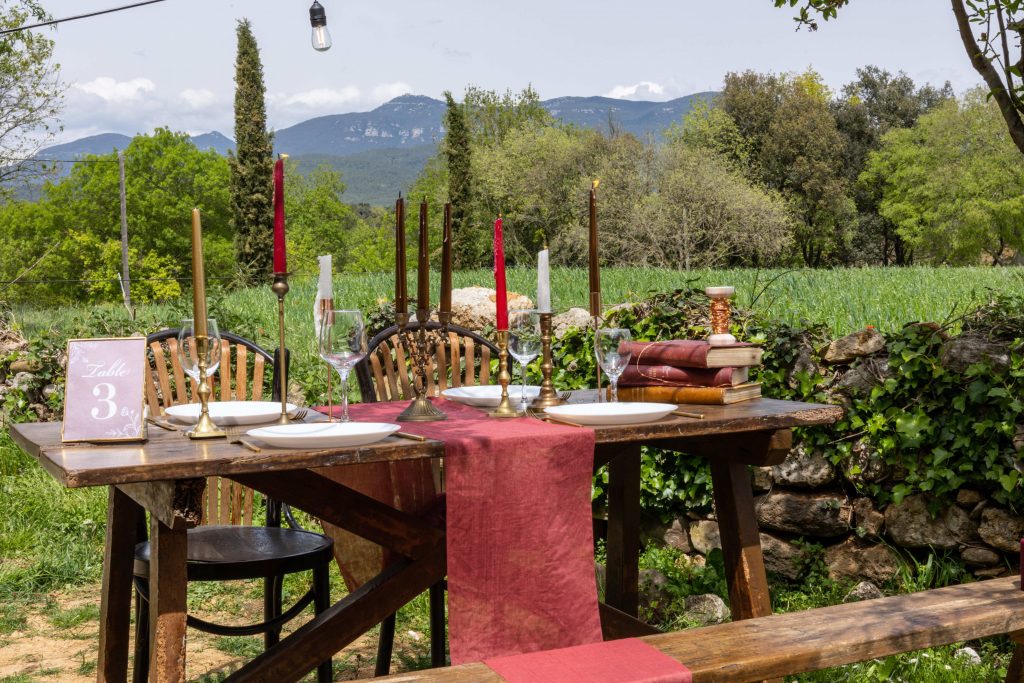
[
  {"left": 509, "top": 309, "right": 541, "bottom": 407},
  {"left": 177, "top": 318, "right": 222, "bottom": 391},
  {"left": 595, "top": 328, "right": 632, "bottom": 403},
  {"left": 318, "top": 309, "right": 366, "bottom": 422}
]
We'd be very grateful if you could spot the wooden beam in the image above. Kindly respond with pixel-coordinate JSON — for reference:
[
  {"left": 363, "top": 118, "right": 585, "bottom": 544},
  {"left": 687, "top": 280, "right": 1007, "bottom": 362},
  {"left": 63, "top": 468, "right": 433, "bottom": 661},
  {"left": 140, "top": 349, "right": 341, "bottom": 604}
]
[
  {"left": 98, "top": 486, "right": 142, "bottom": 682},
  {"left": 148, "top": 518, "right": 188, "bottom": 683}
]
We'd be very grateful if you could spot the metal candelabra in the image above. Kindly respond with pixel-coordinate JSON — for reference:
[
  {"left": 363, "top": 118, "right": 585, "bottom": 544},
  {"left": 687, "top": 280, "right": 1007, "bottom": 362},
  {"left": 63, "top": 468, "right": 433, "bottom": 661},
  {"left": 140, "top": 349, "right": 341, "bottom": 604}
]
[{"left": 396, "top": 308, "right": 448, "bottom": 422}]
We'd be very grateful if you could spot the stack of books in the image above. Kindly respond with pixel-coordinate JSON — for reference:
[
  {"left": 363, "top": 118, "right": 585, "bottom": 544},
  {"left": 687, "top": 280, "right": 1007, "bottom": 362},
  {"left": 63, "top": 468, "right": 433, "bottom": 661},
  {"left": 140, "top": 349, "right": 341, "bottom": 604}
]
[{"left": 616, "top": 340, "right": 763, "bottom": 405}]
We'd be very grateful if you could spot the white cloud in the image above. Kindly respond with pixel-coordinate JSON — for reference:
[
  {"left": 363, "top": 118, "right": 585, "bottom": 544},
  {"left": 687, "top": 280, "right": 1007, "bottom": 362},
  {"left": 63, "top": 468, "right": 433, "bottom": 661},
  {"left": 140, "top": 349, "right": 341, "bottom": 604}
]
[
  {"left": 179, "top": 88, "right": 216, "bottom": 109},
  {"left": 279, "top": 86, "right": 362, "bottom": 108},
  {"left": 604, "top": 81, "right": 667, "bottom": 101},
  {"left": 75, "top": 77, "right": 156, "bottom": 103},
  {"left": 370, "top": 81, "right": 413, "bottom": 104}
]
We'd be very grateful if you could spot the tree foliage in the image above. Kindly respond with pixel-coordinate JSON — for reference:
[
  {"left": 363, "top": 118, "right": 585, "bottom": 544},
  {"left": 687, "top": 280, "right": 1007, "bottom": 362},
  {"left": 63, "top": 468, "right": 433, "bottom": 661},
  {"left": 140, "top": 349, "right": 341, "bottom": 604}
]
[
  {"left": 228, "top": 19, "right": 274, "bottom": 284},
  {"left": 443, "top": 91, "right": 477, "bottom": 267}
]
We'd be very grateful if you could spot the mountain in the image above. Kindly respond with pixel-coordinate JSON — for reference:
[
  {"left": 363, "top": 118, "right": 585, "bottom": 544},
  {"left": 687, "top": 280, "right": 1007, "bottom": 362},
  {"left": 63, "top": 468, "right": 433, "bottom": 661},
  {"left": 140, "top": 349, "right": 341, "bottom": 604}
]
[{"left": 34, "top": 91, "right": 719, "bottom": 205}]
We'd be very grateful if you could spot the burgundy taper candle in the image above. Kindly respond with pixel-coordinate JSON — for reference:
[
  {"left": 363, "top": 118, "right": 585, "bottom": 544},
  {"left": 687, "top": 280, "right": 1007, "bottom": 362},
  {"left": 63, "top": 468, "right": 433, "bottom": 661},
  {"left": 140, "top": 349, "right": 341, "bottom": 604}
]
[
  {"left": 494, "top": 216, "right": 508, "bottom": 330},
  {"left": 273, "top": 158, "right": 286, "bottom": 273},
  {"left": 417, "top": 199, "right": 429, "bottom": 312},
  {"left": 395, "top": 196, "right": 407, "bottom": 315}
]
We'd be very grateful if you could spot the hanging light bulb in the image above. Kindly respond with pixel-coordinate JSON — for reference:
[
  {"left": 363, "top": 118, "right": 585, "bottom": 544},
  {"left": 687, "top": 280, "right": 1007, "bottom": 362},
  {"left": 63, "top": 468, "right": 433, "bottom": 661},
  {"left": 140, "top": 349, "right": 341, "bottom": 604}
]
[{"left": 309, "top": 1, "right": 331, "bottom": 52}]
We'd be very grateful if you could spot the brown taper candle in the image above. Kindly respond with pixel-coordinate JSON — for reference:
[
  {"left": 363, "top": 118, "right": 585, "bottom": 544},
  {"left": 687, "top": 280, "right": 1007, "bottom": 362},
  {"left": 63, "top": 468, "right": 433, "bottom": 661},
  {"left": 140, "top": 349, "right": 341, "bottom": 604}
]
[
  {"left": 191, "top": 208, "right": 208, "bottom": 338},
  {"left": 588, "top": 179, "right": 601, "bottom": 316},
  {"left": 417, "top": 199, "right": 429, "bottom": 312},
  {"left": 440, "top": 202, "right": 452, "bottom": 315},
  {"left": 395, "top": 196, "right": 407, "bottom": 315}
]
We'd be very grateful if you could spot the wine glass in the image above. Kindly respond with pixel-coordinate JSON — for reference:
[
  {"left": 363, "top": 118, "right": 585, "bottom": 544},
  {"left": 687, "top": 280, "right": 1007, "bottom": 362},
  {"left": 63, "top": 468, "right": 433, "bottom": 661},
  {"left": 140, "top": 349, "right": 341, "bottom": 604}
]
[
  {"left": 509, "top": 309, "right": 541, "bottom": 407},
  {"left": 318, "top": 309, "right": 366, "bottom": 422},
  {"left": 177, "top": 318, "right": 222, "bottom": 389},
  {"left": 595, "top": 328, "right": 632, "bottom": 403}
]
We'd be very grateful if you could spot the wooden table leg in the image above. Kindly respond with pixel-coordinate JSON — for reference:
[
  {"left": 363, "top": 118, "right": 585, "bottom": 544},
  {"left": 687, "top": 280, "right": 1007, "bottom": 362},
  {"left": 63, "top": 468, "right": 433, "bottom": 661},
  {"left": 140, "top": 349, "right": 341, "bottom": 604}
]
[
  {"left": 148, "top": 517, "right": 188, "bottom": 683},
  {"left": 710, "top": 458, "right": 772, "bottom": 621},
  {"left": 604, "top": 444, "right": 641, "bottom": 617},
  {"left": 98, "top": 486, "right": 143, "bottom": 683}
]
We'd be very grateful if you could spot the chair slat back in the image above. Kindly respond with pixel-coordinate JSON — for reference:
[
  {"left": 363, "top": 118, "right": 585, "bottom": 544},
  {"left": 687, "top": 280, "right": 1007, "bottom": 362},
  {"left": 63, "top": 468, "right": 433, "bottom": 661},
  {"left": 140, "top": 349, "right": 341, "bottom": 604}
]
[{"left": 145, "top": 329, "right": 275, "bottom": 527}]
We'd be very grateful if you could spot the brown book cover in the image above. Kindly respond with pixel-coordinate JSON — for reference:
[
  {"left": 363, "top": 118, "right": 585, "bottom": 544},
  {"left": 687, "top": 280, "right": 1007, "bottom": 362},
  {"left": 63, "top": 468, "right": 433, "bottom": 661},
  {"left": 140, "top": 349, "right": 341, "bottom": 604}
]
[
  {"left": 619, "top": 365, "right": 749, "bottom": 387},
  {"left": 621, "top": 340, "right": 762, "bottom": 368},
  {"left": 618, "top": 383, "right": 762, "bottom": 405}
]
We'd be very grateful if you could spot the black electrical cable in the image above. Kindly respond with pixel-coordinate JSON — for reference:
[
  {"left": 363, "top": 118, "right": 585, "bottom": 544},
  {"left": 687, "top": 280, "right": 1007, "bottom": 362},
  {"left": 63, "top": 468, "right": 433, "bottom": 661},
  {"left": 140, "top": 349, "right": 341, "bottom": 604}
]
[{"left": 0, "top": 0, "right": 167, "bottom": 35}]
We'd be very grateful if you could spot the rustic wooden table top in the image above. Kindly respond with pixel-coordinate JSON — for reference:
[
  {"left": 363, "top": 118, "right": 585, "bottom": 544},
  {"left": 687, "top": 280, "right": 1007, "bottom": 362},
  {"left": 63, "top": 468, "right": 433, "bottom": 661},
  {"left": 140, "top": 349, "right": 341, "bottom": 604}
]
[{"left": 10, "top": 395, "right": 841, "bottom": 489}]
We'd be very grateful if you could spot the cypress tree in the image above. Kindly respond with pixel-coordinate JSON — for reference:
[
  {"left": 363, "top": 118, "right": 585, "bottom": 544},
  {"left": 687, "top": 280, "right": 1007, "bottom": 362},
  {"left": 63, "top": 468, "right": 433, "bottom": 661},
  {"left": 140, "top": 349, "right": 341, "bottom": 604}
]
[
  {"left": 443, "top": 91, "right": 477, "bottom": 267},
  {"left": 229, "top": 19, "right": 274, "bottom": 282}
]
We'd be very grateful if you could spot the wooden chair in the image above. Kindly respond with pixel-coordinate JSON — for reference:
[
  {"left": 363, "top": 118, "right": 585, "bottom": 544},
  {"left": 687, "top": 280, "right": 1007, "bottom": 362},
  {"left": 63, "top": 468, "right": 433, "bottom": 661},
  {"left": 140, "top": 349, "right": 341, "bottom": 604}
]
[
  {"left": 132, "top": 329, "right": 333, "bottom": 683},
  {"left": 317, "top": 321, "right": 498, "bottom": 675}
]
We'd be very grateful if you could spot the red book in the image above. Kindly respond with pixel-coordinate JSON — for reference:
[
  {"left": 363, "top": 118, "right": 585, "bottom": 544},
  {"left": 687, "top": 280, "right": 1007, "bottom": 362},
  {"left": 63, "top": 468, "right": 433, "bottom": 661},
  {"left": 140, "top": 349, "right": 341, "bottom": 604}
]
[
  {"left": 619, "top": 364, "right": 749, "bottom": 387},
  {"left": 272, "top": 158, "right": 286, "bottom": 273},
  {"left": 493, "top": 216, "right": 508, "bottom": 330},
  {"left": 621, "top": 340, "right": 762, "bottom": 368}
]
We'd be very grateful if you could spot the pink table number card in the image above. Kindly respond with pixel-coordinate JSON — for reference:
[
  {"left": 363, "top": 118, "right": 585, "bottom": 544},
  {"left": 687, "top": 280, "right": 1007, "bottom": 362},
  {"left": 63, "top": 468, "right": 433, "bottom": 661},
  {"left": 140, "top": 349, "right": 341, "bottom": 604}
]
[{"left": 62, "top": 337, "right": 148, "bottom": 443}]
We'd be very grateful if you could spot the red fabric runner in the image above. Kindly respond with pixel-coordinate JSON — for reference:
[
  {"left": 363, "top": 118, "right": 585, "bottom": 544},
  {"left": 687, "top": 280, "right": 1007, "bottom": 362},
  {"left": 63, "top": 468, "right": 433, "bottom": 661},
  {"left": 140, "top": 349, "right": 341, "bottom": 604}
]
[
  {"left": 485, "top": 638, "right": 692, "bottom": 683},
  {"left": 335, "top": 399, "right": 603, "bottom": 664}
]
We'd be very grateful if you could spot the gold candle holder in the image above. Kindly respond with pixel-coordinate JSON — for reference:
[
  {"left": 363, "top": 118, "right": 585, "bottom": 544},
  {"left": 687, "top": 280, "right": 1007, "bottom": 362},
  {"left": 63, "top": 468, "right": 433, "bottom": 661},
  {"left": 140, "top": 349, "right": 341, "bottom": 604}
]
[
  {"left": 188, "top": 335, "right": 225, "bottom": 440},
  {"left": 531, "top": 312, "right": 565, "bottom": 409},
  {"left": 272, "top": 272, "right": 291, "bottom": 424},
  {"left": 489, "top": 329, "right": 523, "bottom": 418},
  {"left": 397, "top": 309, "right": 447, "bottom": 422}
]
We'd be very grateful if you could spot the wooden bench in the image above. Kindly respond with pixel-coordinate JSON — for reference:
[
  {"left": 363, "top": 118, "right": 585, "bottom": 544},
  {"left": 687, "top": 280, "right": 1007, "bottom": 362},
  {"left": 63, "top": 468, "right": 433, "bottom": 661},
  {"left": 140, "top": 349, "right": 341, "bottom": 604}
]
[{"left": 378, "top": 577, "right": 1024, "bottom": 682}]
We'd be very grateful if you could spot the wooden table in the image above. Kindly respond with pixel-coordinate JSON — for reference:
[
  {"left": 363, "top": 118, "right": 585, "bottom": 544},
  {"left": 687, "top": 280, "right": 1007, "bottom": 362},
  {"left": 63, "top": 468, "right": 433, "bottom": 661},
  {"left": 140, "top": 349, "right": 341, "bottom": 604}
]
[{"left": 10, "top": 396, "right": 841, "bottom": 682}]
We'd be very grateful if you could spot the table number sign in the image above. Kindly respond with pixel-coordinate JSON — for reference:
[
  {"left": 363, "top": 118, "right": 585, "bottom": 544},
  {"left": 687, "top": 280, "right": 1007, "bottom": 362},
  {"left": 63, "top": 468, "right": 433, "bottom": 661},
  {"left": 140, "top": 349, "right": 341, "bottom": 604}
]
[{"left": 62, "top": 337, "right": 147, "bottom": 443}]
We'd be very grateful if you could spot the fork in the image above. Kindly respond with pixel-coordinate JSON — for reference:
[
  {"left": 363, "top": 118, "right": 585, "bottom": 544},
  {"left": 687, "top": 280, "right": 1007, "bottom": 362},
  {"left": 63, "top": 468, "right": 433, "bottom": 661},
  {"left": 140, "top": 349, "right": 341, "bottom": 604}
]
[{"left": 291, "top": 408, "right": 309, "bottom": 422}]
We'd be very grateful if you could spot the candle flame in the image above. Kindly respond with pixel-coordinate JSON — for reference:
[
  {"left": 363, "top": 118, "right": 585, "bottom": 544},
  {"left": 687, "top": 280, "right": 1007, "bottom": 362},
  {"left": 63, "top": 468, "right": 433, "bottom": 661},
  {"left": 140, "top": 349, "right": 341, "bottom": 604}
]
[{"left": 592, "top": 179, "right": 600, "bottom": 190}]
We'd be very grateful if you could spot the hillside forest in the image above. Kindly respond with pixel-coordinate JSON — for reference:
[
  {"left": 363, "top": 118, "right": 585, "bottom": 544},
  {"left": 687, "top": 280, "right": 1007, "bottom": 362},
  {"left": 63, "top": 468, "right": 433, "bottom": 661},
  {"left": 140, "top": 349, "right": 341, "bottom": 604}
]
[{"left": 2, "top": 66, "right": 1021, "bottom": 306}]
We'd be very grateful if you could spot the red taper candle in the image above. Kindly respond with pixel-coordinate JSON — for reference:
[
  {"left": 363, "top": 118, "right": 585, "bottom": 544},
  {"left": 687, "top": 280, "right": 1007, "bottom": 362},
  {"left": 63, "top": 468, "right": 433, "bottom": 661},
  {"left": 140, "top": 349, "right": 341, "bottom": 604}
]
[
  {"left": 273, "top": 157, "right": 286, "bottom": 273},
  {"left": 494, "top": 216, "right": 508, "bottom": 330}
]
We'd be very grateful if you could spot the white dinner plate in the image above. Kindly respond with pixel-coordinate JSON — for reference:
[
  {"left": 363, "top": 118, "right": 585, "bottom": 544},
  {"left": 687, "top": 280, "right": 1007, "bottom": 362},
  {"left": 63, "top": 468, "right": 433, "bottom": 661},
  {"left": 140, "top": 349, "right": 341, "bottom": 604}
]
[
  {"left": 247, "top": 422, "right": 400, "bottom": 449},
  {"left": 544, "top": 402, "right": 676, "bottom": 425},
  {"left": 165, "top": 401, "right": 299, "bottom": 426},
  {"left": 441, "top": 385, "right": 541, "bottom": 407}
]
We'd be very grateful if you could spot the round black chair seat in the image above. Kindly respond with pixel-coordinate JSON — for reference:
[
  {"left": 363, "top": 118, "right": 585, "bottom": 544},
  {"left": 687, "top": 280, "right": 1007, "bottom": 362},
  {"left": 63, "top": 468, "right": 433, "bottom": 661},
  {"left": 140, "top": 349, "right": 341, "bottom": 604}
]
[{"left": 134, "top": 526, "right": 334, "bottom": 582}]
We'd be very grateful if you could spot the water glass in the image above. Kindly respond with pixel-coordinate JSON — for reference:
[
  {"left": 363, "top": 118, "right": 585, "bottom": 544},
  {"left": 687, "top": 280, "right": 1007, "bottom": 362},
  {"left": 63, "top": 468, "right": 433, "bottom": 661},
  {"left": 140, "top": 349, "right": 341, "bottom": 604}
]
[
  {"left": 509, "top": 309, "right": 541, "bottom": 406},
  {"left": 595, "top": 328, "right": 632, "bottom": 403},
  {"left": 318, "top": 309, "right": 366, "bottom": 422},
  {"left": 177, "top": 318, "right": 221, "bottom": 387}
]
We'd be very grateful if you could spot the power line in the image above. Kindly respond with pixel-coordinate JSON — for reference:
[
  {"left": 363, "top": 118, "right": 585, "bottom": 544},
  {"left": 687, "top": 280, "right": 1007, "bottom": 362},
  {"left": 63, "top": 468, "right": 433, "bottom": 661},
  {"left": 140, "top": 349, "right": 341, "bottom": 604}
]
[
  {"left": 3, "top": 276, "right": 234, "bottom": 285},
  {"left": 0, "top": 0, "right": 168, "bottom": 35},
  {"left": 8, "top": 157, "right": 119, "bottom": 163}
]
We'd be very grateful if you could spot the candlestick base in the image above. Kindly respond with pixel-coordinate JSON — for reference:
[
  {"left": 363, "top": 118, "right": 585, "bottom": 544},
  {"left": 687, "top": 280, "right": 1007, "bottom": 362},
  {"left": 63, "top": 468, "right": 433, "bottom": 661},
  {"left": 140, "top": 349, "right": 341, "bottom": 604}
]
[
  {"left": 273, "top": 272, "right": 291, "bottom": 424},
  {"left": 531, "top": 312, "right": 565, "bottom": 410},
  {"left": 187, "top": 351, "right": 225, "bottom": 439},
  {"left": 397, "top": 395, "right": 448, "bottom": 422},
  {"left": 396, "top": 320, "right": 447, "bottom": 422},
  {"left": 489, "top": 330, "right": 524, "bottom": 418}
]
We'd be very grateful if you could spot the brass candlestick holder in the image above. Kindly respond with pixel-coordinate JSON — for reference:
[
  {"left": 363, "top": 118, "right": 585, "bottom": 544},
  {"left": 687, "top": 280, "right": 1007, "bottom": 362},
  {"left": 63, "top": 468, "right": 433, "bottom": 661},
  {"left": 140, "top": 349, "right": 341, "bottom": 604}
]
[
  {"left": 397, "top": 308, "right": 447, "bottom": 422},
  {"left": 188, "top": 335, "right": 225, "bottom": 440},
  {"left": 531, "top": 312, "right": 565, "bottom": 409},
  {"left": 489, "top": 329, "right": 523, "bottom": 418},
  {"left": 272, "top": 272, "right": 291, "bottom": 424},
  {"left": 317, "top": 298, "right": 335, "bottom": 422}
]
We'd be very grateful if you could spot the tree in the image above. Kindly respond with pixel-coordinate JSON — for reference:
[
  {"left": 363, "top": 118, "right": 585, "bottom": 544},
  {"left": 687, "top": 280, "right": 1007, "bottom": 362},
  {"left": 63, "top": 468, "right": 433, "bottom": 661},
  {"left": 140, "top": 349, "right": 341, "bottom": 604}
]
[
  {"left": 0, "top": 2, "right": 64, "bottom": 193},
  {"left": 775, "top": 0, "right": 1024, "bottom": 156},
  {"left": 443, "top": 91, "right": 477, "bottom": 267},
  {"left": 228, "top": 19, "right": 274, "bottom": 283},
  {"left": 862, "top": 91, "right": 1024, "bottom": 264},
  {"left": 283, "top": 162, "right": 358, "bottom": 273}
]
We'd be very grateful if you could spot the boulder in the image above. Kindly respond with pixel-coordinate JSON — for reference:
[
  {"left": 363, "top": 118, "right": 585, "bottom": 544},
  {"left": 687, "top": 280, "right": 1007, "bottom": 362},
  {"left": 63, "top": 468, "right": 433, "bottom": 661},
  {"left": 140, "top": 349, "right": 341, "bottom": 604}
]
[
  {"left": 750, "top": 466, "right": 774, "bottom": 493},
  {"left": 639, "top": 568, "right": 672, "bottom": 619},
  {"left": 772, "top": 446, "right": 835, "bottom": 488},
  {"left": 42, "top": 384, "right": 59, "bottom": 400},
  {"left": 8, "top": 358, "right": 41, "bottom": 373},
  {"left": 662, "top": 518, "right": 692, "bottom": 553},
  {"left": 955, "top": 647, "right": 982, "bottom": 665},
  {"left": 682, "top": 594, "right": 729, "bottom": 626},
  {"left": 1015, "top": 424, "right": 1024, "bottom": 453},
  {"left": 552, "top": 307, "right": 592, "bottom": 338},
  {"left": 755, "top": 491, "right": 852, "bottom": 537},
  {"left": 759, "top": 533, "right": 806, "bottom": 581},
  {"left": 884, "top": 495, "right": 978, "bottom": 549},
  {"left": 940, "top": 334, "right": 1011, "bottom": 374},
  {"left": 974, "top": 566, "right": 1010, "bottom": 579},
  {"left": 450, "top": 287, "right": 534, "bottom": 332},
  {"left": 852, "top": 498, "right": 885, "bottom": 538},
  {"left": 10, "top": 371, "right": 35, "bottom": 391},
  {"left": 0, "top": 330, "right": 27, "bottom": 356},
  {"left": 842, "top": 440, "right": 889, "bottom": 486},
  {"left": 843, "top": 581, "right": 884, "bottom": 603},
  {"left": 822, "top": 328, "right": 886, "bottom": 364},
  {"left": 689, "top": 520, "right": 721, "bottom": 555},
  {"left": 955, "top": 489, "right": 985, "bottom": 507},
  {"left": 833, "top": 356, "right": 891, "bottom": 395},
  {"left": 824, "top": 537, "right": 900, "bottom": 584},
  {"left": 978, "top": 507, "right": 1024, "bottom": 553},
  {"left": 961, "top": 546, "right": 1001, "bottom": 567}
]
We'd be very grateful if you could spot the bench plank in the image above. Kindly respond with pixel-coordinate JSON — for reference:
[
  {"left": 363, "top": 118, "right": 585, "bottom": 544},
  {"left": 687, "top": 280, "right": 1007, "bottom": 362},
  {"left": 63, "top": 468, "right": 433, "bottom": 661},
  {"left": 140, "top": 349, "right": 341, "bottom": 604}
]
[{"left": 378, "top": 577, "right": 1024, "bottom": 683}]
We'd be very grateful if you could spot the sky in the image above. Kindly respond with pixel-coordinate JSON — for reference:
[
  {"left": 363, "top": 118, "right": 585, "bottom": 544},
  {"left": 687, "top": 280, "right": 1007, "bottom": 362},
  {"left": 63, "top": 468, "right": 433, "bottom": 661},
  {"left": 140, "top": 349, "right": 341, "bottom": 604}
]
[{"left": 37, "top": 0, "right": 980, "bottom": 144}]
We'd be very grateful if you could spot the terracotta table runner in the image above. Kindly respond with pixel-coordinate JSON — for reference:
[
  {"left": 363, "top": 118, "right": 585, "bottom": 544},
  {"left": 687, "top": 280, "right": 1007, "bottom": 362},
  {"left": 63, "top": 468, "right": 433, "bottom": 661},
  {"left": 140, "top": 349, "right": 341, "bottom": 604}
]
[
  {"left": 485, "top": 638, "right": 692, "bottom": 683},
  {"left": 331, "top": 399, "right": 603, "bottom": 664}
]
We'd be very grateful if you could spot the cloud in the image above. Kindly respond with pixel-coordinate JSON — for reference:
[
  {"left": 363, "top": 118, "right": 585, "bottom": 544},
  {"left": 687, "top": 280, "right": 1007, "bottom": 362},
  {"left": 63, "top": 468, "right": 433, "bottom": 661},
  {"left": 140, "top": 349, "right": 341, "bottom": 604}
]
[
  {"left": 179, "top": 88, "right": 216, "bottom": 109},
  {"left": 279, "top": 86, "right": 362, "bottom": 108},
  {"left": 75, "top": 77, "right": 156, "bottom": 103},
  {"left": 370, "top": 82, "right": 413, "bottom": 104},
  {"left": 604, "top": 81, "right": 667, "bottom": 101}
]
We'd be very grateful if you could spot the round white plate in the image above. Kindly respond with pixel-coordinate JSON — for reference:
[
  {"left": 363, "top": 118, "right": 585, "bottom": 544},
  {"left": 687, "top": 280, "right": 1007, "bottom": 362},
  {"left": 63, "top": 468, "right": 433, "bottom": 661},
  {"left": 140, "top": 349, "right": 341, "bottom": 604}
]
[
  {"left": 441, "top": 385, "right": 541, "bottom": 407},
  {"left": 544, "top": 402, "right": 676, "bottom": 425},
  {"left": 247, "top": 422, "right": 400, "bottom": 449},
  {"left": 165, "top": 401, "right": 299, "bottom": 426}
]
